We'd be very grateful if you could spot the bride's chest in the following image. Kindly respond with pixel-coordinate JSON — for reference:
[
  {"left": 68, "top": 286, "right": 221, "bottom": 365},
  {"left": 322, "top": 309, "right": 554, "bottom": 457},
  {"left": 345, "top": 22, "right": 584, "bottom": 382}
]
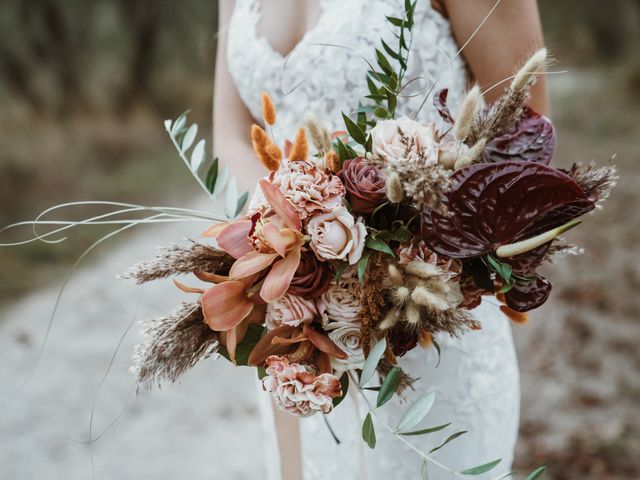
[{"left": 226, "top": 0, "right": 467, "bottom": 138}]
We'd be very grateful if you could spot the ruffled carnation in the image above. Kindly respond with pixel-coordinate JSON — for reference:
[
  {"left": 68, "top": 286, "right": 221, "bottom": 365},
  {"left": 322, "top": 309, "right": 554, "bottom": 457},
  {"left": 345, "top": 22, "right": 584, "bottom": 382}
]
[
  {"left": 307, "top": 207, "right": 366, "bottom": 265},
  {"left": 370, "top": 117, "right": 440, "bottom": 166},
  {"left": 265, "top": 294, "right": 317, "bottom": 330},
  {"left": 275, "top": 160, "right": 345, "bottom": 219},
  {"left": 397, "top": 237, "right": 462, "bottom": 282},
  {"left": 261, "top": 356, "right": 342, "bottom": 416}
]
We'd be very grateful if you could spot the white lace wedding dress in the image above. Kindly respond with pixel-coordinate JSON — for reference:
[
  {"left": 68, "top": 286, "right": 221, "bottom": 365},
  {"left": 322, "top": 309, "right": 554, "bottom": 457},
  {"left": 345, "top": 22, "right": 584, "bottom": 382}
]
[{"left": 226, "top": 1, "right": 520, "bottom": 478}]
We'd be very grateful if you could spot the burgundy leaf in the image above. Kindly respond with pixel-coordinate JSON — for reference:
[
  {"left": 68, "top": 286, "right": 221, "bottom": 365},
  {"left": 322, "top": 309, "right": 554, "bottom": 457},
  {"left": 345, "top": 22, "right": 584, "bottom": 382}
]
[
  {"left": 421, "top": 161, "right": 595, "bottom": 259},
  {"left": 482, "top": 107, "right": 556, "bottom": 165},
  {"left": 433, "top": 88, "right": 455, "bottom": 124},
  {"left": 505, "top": 276, "right": 552, "bottom": 312}
]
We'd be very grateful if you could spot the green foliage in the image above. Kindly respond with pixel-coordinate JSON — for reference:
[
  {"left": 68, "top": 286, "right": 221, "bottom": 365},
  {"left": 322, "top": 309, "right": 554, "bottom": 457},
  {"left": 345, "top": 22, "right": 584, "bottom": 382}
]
[
  {"left": 376, "top": 367, "right": 401, "bottom": 407},
  {"left": 526, "top": 466, "right": 547, "bottom": 479},
  {"left": 398, "top": 422, "right": 451, "bottom": 436},
  {"left": 359, "top": 337, "right": 387, "bottom": 387},
  {"left": 362, "top": 412, "right": 377, "bottom": 448},
  {"left": 217, "top": 324, "right": 265, "bottom": 366},
  {"left": 357, "top": 250, "right": 370, "bottom": 282},
  {"left": 395, "top": 392, "right": 436, "bottom": 433},
  {"left": 165, "top": 112, "right": 248, "bottom": 218},
  {"left": 333, "top": 373, "right": 350, "bottom": 408},
  {"left": 428, "top": 430, "right": 468, "bottom": 454},
  {"left": 460, "top": 459, "right": 502, "bottom": 475}
]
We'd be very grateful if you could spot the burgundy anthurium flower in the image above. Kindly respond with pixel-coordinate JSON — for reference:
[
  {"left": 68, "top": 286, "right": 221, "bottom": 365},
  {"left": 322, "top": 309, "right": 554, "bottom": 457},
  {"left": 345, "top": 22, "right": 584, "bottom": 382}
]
[
  {"left": 481, "top": 107, "right": 557, "bottom": 165},
  {"left": 421, "top": 161, "right": 596, "bottom": 312},
  {"left": 421, "top": 161, "right": 595, "bottom": 259}
]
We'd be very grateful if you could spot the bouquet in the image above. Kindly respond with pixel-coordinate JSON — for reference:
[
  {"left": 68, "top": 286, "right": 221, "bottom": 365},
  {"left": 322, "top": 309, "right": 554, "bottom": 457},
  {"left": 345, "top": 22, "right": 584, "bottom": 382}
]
[{"left": 2, "top": 1, "right": 616, "bottom": 476}]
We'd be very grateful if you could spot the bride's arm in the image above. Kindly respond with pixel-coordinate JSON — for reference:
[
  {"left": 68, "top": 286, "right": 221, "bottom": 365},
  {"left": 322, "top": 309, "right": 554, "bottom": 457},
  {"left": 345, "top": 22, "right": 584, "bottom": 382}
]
[
  {"left": 214, "top": 3, "right": 302, "bottom": 479},
  {"left": 214, "top": 0, "right": 267, "bottom": 193},
  {"left": 438, "top": 0, "right": 549, "bottom": 115}
]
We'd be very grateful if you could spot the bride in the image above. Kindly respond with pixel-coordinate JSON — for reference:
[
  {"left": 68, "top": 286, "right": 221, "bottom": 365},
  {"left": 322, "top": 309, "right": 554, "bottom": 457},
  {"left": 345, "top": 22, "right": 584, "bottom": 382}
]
[{"left": 213, "top": 0, "right": 547, "bottom": 478}]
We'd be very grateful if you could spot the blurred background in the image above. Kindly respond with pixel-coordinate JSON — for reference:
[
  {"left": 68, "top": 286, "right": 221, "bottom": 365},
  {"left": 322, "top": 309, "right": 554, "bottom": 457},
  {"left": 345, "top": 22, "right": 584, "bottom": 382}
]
[{"left": 0, "top": 0, "right": 638, "bottom": 478}]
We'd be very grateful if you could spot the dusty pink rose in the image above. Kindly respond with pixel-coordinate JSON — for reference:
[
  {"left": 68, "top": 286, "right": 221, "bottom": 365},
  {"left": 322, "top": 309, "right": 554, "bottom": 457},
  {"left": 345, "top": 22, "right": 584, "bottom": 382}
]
[
  {"left": 287, "top": 250, "right": 331, "bottom": 298},
  {"left": 261, "top": 356, "right": 342, "bottom": 416},
  {"left": 307, "top": 207, "right": 366, "bottom": 265},
  {"left": 397, "top": 237, "right": 462, "bottom": 281},
  {"left": 339, "top": 157, "right": 386, "bottom": 214},
  {"left": 317, "top": 268, "right": 362, "bottom": 327},
  {"left": 370, "top": 116, "right": 439, "bottom": 165},
  {"left": 265, "top": 294, "right": 317, "bottom": 330},
  {"left": 275, "top": 160, "right": 345, "bottom": 219}
]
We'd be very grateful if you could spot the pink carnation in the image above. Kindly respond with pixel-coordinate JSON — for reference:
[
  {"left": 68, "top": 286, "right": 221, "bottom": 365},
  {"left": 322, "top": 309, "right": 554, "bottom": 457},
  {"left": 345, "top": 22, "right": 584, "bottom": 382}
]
[
  {"left": 261, "top": 356, "right": 342, "bottom": 416},
  {"left": 275, "top": 160, "right": 345, "bottom": 219}
]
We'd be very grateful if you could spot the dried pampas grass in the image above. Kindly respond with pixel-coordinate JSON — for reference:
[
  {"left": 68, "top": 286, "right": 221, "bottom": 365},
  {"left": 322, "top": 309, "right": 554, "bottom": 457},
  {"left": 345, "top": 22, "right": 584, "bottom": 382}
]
[
  {"left": 120, "top": 241, "right": 233, "bottom": 284},
  {"left": 568, "top": 161, "right": 618, "bottom": 209},
  {"left": 133, "top": 302, "right": 219, "bottom": 389}
]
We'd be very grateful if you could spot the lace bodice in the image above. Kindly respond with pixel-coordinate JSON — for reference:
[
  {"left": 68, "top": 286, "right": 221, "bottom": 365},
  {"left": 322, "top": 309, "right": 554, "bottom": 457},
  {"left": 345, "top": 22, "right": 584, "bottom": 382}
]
[
  {"left": 227, "top": 0, "right": 468, "bottom": 141},
  {"left": 227, "top": 2, "right": 519, "bottom": 478}
]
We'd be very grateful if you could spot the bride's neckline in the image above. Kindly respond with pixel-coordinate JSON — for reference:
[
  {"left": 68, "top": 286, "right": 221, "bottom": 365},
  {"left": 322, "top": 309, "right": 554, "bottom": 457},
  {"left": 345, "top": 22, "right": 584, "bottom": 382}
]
[{"left": 250, "top": 0, "right": 331, "bottom": 60}]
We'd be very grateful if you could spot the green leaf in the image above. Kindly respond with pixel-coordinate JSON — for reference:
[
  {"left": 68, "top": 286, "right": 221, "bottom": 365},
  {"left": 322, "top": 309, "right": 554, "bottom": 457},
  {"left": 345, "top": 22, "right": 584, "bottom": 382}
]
[
  {"left": 390, "top": 225, "right": 413, "bottom": 242},
  {"left": 190, "top": 139, "right": 206, "bottom": 171},
  {"left": 496, "top": 472, "right": 516, "bottom": 480},
  {"left": 429, "top": 430, "right": 467, "bottom": 454},
  {"left": 235, "top": 191, "right": 249, "bottom": 217},
  {"left": 170, "top": 111, "right": 189, "bottom": 136},
  {"left": 386, "top": 16, "right": 405, "bottom": 27},
  {"left": 376, "top": 367, "right": 401, "bottom": 407},
  {"left": 335, "top": 261, "right": 349, "bottom": 283},
  {"left": 257, "top": 366, "right": 267, "bottom": 380},
  {"left": 526, "top": 466, "right": 547, "bottom": 480},
  {"left": 359, "top": 337, "right": 387, "bottom": 387},
  {"left": 217, "top": 324, "right": 265, "bottom": 366},
  {"left": 333, "top": 373, "right": 350, "bottom": 407},
  {"left": 365, "top": 133, "right": 373, "bottom": 152},
  {"left": 181, "top": 123, "right": 198, "bottom": 152},
  {"left": 363, "top": 386, "right": 381, "bottom": 392},
  {"left": 362, "top": 412, "right": 376, "bottom": 449},
  {"left": 357, "top": 250, "right": 370, "bottom": 282},
  {"left": 374, "top": 107, "right": 389, "bottom": 118},
  {"left": 342, "top": 112, "right": 367, "bottom": 146},
  {"left": 398, "top": 422, "right": 451, "bottom": 436},
  {"left": 460, "top": 459, "right": 502, "bottom": 475},
  {"left": 395, "top": 392, "right": 436, "bottom": 433},
  {"left": 365, "top": 236, "right": 395, "bottom": 257},
  {"left": 205, "top": 157, "right": 219, "bottom": 193},
  {"left": 381, "top": 39, "right": 400, "bottom": 60}
]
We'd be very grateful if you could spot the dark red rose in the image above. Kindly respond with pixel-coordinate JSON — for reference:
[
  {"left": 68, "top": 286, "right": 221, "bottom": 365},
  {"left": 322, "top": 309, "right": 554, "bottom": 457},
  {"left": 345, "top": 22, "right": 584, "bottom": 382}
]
[
  {"left": 339, "top": 157, "right": 386, "bottom": 214},
  {"left": 287, "top": 251, "right": 331, "bottom": 298}
]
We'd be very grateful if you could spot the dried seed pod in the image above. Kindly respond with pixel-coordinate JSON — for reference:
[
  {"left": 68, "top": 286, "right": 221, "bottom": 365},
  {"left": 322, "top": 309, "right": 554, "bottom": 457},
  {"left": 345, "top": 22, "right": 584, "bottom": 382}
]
[
  {"left": 405, "top": 302, "right": 421, "bottom": 326},
  {"left": 261, "top": 91, "right": 277, "bottom": 125},
  {"left": 405, "top": 260, "right": 440, "bottom": 279},
  {"left": 251, "top": 124, "right": 279, "bottom": 171},
  {"left": 386, "top": 171, "right": 404, "bottom": 203},
  {"left": 454, "top": 138, "right": 487, "bottom": 170},
  {"left": 453, "top": 85, "right": 482, "bottom": 142},
  {"left": 388, "top": 264, "right": 404, "bottom": 286},
  {"left": 304, "top": 116, "right": 331, "bottom": 152},
  {"left": 438, "top": 150, "right": 458, "bottom": 170},
  {"left": 265, "top": 142, "right": 283, "bottom": 163},
  {"left": 411, "top": 286, "right": 449, "bottom": 311},
  {"left": 288, "top": 128, "right": 309, "bottom": 161},
  {"left": 325, "top": 149, "right": 340, "bottom": 172},
  {"left": 379, "top": 308, "right": 400, "bottom": 331},
  {"left": 392, "top": 286, "right": 411, "bottom": 305},
  {"left": 511, "top": 48, "right": 547, "bottom": 92}
]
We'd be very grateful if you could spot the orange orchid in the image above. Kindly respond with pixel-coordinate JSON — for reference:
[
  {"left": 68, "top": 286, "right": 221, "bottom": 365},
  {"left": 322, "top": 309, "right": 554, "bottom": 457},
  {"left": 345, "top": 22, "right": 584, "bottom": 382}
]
[{"left": 200, "top": 178, "right": 305, "bottom": 335}]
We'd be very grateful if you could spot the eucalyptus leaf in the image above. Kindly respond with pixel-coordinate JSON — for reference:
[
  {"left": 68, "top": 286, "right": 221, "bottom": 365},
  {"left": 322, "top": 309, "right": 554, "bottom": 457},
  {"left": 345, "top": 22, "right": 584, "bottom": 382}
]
[
  {"left": 365, "top": 236, "right": 395, "bottom": 257},
  {"left": 359, "top": 337, "right": 387, "bottom": 387},
  {"left": 428, "top": 431, "right": 467, "bottom": 454},
  {"left": 395, "top": 392, "right": 436, "bottom": 433},
  {"left": 171, "top": 112, "right": 188, "bottom": 136},
  {"left": 181, "top": 123, "right": 198, "bottom": 152},
  {"left": 376, "top": 367, "right": 401, "bottom": 408},
  {"left": 398, "top": 422, "right": 451, "bottom": 436},
  {"left": 214, "top": 165, "right": 229, "bottom": 195},
  {"left": 235, "top": 191, "right": 249, "bottom": 217},
  {"left": 460, "top": 459, "right": 502, "bottom": 475},
  {"left": 526, "top": 466, "right": 547, "bottom": 480},
  {"left": 357, "top": 250, "right": 370, "bottom": 282},
  {"left": 190, "top": 139, "right": 206, "bottom": 172},
  {"left": 205, "top": 158, "right": 219, "bottom": 193},
  {"left": 362, "top": 413, "right": 376, "bottom": 449}
]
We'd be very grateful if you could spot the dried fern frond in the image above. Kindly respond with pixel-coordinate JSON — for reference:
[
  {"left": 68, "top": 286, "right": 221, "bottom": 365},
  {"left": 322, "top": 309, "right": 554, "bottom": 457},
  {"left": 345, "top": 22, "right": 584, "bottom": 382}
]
[
  {"left": 120, "top": 241, "right": 233, "bottom": 284},
  {"left": 568, "top": 161, "right": 618, "bottom": 209},
  {"left": 133, "top": 302, "right": 219, "bottom": 389}
]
